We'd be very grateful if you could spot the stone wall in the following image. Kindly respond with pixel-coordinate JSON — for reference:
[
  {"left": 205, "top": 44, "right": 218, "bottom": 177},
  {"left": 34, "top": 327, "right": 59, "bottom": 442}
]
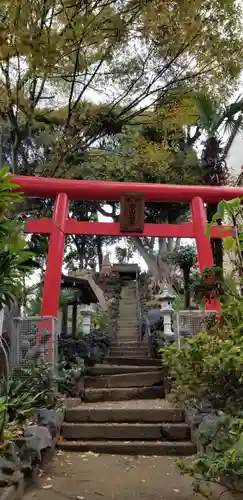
[
  {"left": 138, "top": 272, "right": 149, "bottom": 320},
  {"left": 95, "top": 272, "right": 122, "bottom": 340}
]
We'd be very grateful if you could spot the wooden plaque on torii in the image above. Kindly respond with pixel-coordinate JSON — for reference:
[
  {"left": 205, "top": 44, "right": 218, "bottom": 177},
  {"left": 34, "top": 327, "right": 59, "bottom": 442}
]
[{"left": 120, "top": 192, "right": 145, "bottom": 232}]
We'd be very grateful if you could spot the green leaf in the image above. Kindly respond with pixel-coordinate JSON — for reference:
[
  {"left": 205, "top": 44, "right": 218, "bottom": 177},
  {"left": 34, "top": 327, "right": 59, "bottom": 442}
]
[
  {"left": 224, "top": 237, "right": 235, "bottom": 251},
  {"left": 206, "top": 222, "right": 213, "bottom": 238}
]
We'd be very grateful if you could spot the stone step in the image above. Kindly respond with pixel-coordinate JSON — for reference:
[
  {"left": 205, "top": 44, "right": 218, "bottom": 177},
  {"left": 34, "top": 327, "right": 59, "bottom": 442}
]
[
  {"left": 110, "top": 354, "right": 149, "bottom": 359},
  {"left": 118, "top": 323, "right": 137, "bottom": 328},
  {"left": 108, "top": 357, "right": 160, "bottom": 366},
  {"left": 84, "top": 371, "right": 163, "bottom": 389},
  {"left": 118, "top": 315, "right": 137, "bottom": 319},
  {"left": 84, "top": 386, "right": 164, "bottom": 403},
  {"left": 116, "top": 338, "right": 139, "bottom": 342},
  {"left": 119, "top": 308, "right": 136, "bottom": 312},
  {"left": 116, "top": 336, "right": 140, "bottom": 341},
  {"left": 119, "top": 309, "right": 136, "bottom": 313},
  {"left": 111, "top": 346, "right": 146, "bottom": 352},
  {"left": 110, "top": 351, "right": 148, "bottom": 358},
  {"left": 57, "top": 440, "right": 196, "bottom": 456},
  {"left": 65, "top": 407, "right": 185, "bottom": 423},
  {"left": 62, "top": 422, "right": 190, "bottom": 441},
  {"left": 119, "top": 305, "right": 136, "bottom": 308},
  {"left": 110, "top": 345, "right": 148, "bottom": 358},
  {"left": 117, "top": 334, "right": 138, "bottom": 338},
  {"left": 118, "top": 324, "right": 137, "bottom": 327},
  {"left": 117, "top": 332, "right": 138, "bottom": 336},
  {"left": 86, "top": 365, "right": 158, "bottom": 376},
  {"left": 119, "top": 313, "right": 136, "bottom": 316},
  {"left": 118, "top": 327, "right": 138, "bottom": 331},
  {"left": 117, "top": 335, "right": 138, "bottom": 338},
  {"left": 112, "top": 339, "right": 147, "bottom": 349},
  {"left": 119, "top": 314, "right": 136, "bottom": 317}
]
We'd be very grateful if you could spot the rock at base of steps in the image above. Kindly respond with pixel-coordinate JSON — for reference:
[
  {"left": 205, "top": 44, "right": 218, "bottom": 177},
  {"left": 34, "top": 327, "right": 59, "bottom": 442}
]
[
  {"left": 84, "top": 386, "right": 164, "bottom": 403},
  {"left": 57, "top": 440, "right": 196, "bottom": 456}
]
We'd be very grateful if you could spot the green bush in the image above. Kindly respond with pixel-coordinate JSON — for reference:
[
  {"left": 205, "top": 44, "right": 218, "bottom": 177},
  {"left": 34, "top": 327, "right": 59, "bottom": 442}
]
[
  {"left": 6, "top": 362, "right": 62, "bottom": 422},
  {"left": 179, "top": 413, "right": 243, "bottom": 496},
  {"left": 161, "top": 331, "right": 243, "bottom": 411},
  {"left": 0, "top": 168, "right": 36, "bottom": 308}
]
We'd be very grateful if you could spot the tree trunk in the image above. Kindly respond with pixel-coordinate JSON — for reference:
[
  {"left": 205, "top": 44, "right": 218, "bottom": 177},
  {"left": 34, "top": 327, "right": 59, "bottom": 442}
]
[
  {"left": 207, "top": 203, "right": 223, "bottom": 269},
  {"left": 96, "top": 237, "right": 103, "bottom": 270},
  {"left": 167, "top": 238, "right": 174, "bottom": 253},
  {"left": 61, "top": 305, "right": 68, "bottom": 334},
  {"left": 158, "top": 238, "right": 167, "bottom": 254},
  {"left": 130, "top": 236, "right": 161, "bottom": 279},
  {"left": 183, "top": 267, "right": 191, "bottom": 309},
  {"left": 130, "top": 236, "right": 179, "bottom": 292},
  {"left": 72, "top": 302, "right": 77, "bottom": 338}
]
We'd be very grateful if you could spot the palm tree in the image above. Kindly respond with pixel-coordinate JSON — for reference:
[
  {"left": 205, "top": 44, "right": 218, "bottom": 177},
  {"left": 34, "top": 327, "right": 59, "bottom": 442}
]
[{"left": 195, "top": 93, "right": 243, "bottom": 268}]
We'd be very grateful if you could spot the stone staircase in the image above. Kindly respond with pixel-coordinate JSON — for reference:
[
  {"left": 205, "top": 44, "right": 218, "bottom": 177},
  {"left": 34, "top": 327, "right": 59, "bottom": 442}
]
[{"left": 59, "top": 282, "right": 196, "bottom": 456}]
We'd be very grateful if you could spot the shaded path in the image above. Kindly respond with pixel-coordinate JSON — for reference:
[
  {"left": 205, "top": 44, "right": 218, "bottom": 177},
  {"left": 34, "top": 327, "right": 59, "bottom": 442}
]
[{"left": 23, "top": 452, "right": 212, "bottom": 500}]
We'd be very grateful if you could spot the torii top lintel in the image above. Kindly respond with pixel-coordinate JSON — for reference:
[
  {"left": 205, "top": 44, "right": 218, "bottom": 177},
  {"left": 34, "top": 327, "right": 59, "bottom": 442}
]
[
  {"left": 13, "top": 174, "right": 231, "bottom": 318},
  {"left": 13, "top": 175, "right": 243, "bottom": 203}
]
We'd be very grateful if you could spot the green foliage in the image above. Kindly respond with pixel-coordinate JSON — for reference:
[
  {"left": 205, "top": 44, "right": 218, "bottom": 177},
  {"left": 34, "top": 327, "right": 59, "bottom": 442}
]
[
  {"left": 0, "top": 362, "right": 62, "bottom": 425},
  {"left": 170, "top": 244, "right": 197, "bottom": 308},
  {"left": 92, "top": 309, "right": 109, "bottom": 332},
  {"left": 161, "top": 329, "right": 243, "bottom": 411},
  {"left": 58, "top": 360, "right": 85, "bottom": 397},
  {"left": 170, "top": 244, "right": 197, "bottom": 270},
  {"left": 0, "top": 0, "right": 243, "bottom": 183},
  {"left": 115, "top": 245, "right": 133, "bottom": 264},
  {"left": 179, "top": 413, "right": 243, "bottom": 496},
  {"left": 192, "top": 265, "right": 224, "bottom": 303},
  {"left": 0, "top": 169, "right": 35, "bottom": 308},
  {"left": 197, "top": 95, "right": 243, "bottom": 267},
  {"left": 207, "top": 197, "right": 243, "bottom": 275}
]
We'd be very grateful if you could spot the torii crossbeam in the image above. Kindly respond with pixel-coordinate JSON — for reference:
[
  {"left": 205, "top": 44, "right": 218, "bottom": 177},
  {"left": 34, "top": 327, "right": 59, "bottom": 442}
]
[{"left": 13, "top": 175, "right": 243, "bottom": 318}]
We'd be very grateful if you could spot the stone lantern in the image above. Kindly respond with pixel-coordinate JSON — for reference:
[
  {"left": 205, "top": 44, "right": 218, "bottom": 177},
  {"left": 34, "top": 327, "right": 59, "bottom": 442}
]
[
  {"left": 156, "top": 285, "right": 176, "bottom": 340},
  {"left": 80, "top": 304, "right": 96, "bottom": 335}
]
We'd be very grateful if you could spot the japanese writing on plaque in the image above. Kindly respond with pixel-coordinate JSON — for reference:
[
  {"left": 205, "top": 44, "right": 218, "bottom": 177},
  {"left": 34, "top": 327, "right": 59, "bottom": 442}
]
[{"left": 120, "top": 192, "right": 144, "bottom": 232}]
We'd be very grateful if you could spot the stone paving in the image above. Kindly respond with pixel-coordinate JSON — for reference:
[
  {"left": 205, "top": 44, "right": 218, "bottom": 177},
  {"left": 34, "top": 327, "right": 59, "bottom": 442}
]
[{"left": 22, "top": 451, "right": 230, "bottom": 500}]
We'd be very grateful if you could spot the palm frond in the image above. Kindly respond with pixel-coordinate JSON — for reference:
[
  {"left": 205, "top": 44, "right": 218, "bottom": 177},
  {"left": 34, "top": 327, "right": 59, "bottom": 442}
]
[
  {"left": 219, "top": 94, "right": 243, "bottom": 135},
  {"left": 194, "top": 93, "right": 219, "bottom": 132}
]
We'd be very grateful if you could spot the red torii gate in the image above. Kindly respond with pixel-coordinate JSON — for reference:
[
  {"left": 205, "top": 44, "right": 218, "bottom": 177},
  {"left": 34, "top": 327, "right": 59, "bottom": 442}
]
[{"left": 14, "top": 175, "right": 243, "bottom": 318}]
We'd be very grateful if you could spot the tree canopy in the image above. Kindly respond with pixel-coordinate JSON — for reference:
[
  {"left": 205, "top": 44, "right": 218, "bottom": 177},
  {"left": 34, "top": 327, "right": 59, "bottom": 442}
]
[{"left": 1, "top": 0, "right": 243, "bottom": 279}]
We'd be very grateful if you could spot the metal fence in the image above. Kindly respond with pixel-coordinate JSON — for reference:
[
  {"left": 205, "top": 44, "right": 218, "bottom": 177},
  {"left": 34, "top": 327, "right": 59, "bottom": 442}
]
[
  {"left": 10, "top": 316, "right": 58, "bottom": 370},
  {"left": 175, "top": 310, "right": 218, "bottom": 347}
]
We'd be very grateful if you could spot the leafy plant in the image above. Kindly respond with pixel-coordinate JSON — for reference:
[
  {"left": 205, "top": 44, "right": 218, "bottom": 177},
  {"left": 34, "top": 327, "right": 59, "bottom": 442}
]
[
  {"left": 58, "top": 360, "right": 85, "bottom": 397},
  {"left": 92, "top": 310, "right": 109, "bottom": 332},
  {"left": 179, "top": 413, "right": 243, "bottom": 496},
  {"left": 161, "top": 331, "right": 243, "bottom": 411},
  {"left": 0, "top": 168, "right": 36, "bottom": 308},
  {"left": 191, "top": 265, "right": 224, "bottom": 304},
  {"left": 207, "top": 197, "right": 243, "bottom": 278},
  {"left": 4, "top": 362, "right": 62, "bottom": 423},
  {"left": 170, "top": 244, "right": 197, "bottom": 308}
]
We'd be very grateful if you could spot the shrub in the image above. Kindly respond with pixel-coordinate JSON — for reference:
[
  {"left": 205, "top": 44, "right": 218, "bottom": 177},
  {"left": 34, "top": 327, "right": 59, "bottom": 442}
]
[
  {"left": 161, "top": 331, "right": 243, "bottom": 411},
  {"left": 5, "top": 362, "right": 62, "bottom": 424},
  {"left": 179, "top": 413, "right": 243, "bottom": 496}
]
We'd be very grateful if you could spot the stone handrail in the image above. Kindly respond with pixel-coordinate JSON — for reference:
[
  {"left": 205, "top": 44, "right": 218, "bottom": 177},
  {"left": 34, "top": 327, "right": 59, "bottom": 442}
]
[{"left": 135, "top": 272, "right": 143, "bottom": 341}]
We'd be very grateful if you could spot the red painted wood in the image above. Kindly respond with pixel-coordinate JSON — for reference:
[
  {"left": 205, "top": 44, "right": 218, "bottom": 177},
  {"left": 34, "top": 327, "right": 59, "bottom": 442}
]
[
  {"left": 26, "top": 218, "right": 234, "bottom": 239},
  {"left": 13, "top": 174, "right": 243, "bottom": 203},
  {"left": 41, "top": 193, "right": 69, "bottom": 318},
  {"left": 191, "top": 196, "right": 220, "bottom": 312}
]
